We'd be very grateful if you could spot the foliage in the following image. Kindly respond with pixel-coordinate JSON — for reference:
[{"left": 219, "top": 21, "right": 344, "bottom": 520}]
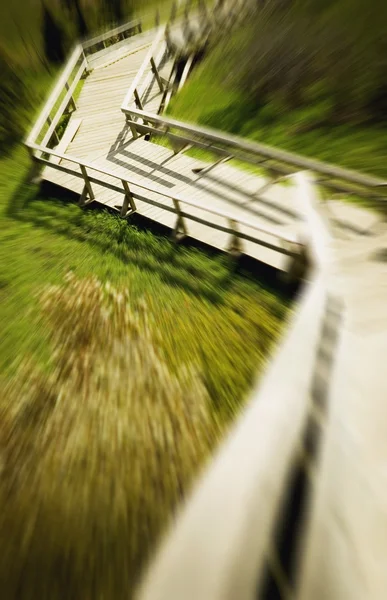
[
  {"left": 233, "top": 1, "right": 387, "bottom": 125},
  {"left": 168, "top": 1, "right": 387, "bottom": 179},
  {"left": 42, "top": 3, "right": 65, "bottom": 64},
  {"left": 0, "top": 51, "right": 26, "bottom": 150},
  {"left": 0, "top": 147, "right": 289, "bottom": 421}
]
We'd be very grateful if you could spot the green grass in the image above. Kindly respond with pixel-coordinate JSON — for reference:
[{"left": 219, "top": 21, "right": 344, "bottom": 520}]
[
  {"left": 0, "top": 146, "right": 289, "bottom": 421},
  {"left": 168, "top": 45, "right": 387, "bottom": 181}
]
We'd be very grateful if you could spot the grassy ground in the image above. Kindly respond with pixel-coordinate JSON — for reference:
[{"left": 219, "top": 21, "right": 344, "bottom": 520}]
[
  {"left": 1, "top": 147, "right": 289, "bottom": 418},
  {"left": 168, "top": 43, "right": 387, "bottom": 180}
]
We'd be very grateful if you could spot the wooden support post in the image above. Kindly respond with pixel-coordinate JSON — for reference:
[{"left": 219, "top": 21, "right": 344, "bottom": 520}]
[
  {"left": 26, "top": 146, "right": 42, "bottom": 185},
  {"left": 128, "top": 121, "right": 139, "bottom": 140},
  {"left": 116, "top": 180, "right": 137, "bottom": 217},
  {"left": 65, "top": 82, "right": 76, "bottom": 111},
  {"left": 282, "top": 242, "right": 309, "bottom": 285},
  {"left": 79, "top": 165, "right": 95, "bottom": 206},
  {"left": 47, "top": 116, "right": 59, "bottom": 145},
  {"left": 227, "top": 219, "right": 243, "bottom": 256},
  {"left": 150, "top": 57, "right": 164, "bottom": 92},
  {"left": 133, "top": 88, "right": 144, "bottom": 110},
  {"left": 170, "top": 139, "right": 190, "bottom": 155},
  {"left": 172, "top": 199, "right": 188, "bottom": 241}
]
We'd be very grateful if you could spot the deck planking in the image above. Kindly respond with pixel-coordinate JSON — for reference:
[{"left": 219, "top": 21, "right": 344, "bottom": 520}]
[{"left": 41, "top": 28, "right": 306, "bottom": 270}]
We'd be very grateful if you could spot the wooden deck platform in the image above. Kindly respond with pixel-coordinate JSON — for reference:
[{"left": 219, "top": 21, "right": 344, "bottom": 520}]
[{"left": 39, "top": 28, "right": 306, "bottom": 271}]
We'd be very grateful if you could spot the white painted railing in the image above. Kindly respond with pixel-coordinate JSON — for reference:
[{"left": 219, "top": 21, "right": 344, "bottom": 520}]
[
  {"left": 120, "top": 107, "right": 387, "bottom": 201},
  {"left": 121, "top": 26, "right": 168, "bottom": 139},
  {"left": 135, "top": 171, "right": 342, "bottom": 600},
  {"left": 27, "top": 141, "right": 300, "bottom": 257},
  {"left": 25, "top": 19, "right": 143, "bottom": 151},
  {"left": 81, "top": 18, "right": 142, "bottom": 54}
]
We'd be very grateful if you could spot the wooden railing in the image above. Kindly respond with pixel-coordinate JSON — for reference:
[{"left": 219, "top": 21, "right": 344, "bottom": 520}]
[
  {"left": 25, "top": 45, "right": 86, "bottom": 149},
  {"left": 81, "top": 18, "right": 142, "bottom": 55},
  {"left": 121, "top": 27, "right": 169, "bottom": 138},
  {"left": 120, "top": 107, "right": 387, "bottom": 202},
  {"left": 135, "top": 171, "right": 342, "bottom": 600},
  {"left": 27, "top": 141, "right": 300, "bottom": 257},
  {"left": 25, "top": 18, "right": 143, "bottom": 153}
]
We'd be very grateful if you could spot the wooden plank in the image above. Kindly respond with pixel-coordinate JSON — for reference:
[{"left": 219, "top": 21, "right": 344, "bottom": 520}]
[{"left": 50, "top": 118, "right": 83, "bottom": 165}]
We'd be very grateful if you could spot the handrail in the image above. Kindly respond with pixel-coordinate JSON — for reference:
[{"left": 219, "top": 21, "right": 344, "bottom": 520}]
[
  {"left": 27, "top": 141, "right": 299, "bottom": 249},
  {"left": 134, "top": 171, "right": 340, "bottom": 600},
  {"left": 39, "top": 59, "right": 87, "bottom": 149},
  {"left": 295, "top": 171, "right": 334, "bottom": 272},
  {"left": 121, "top": 27, "right": 166, "bottom": 110},
  {"left": 81, "top": 18, "right": 141, "bottom": 50},
  {"left": 25, "top": 44, "right": 84, "bottom": 146},
  {"left": 121, "top": 107, "right": 387, "bottom": 196}
]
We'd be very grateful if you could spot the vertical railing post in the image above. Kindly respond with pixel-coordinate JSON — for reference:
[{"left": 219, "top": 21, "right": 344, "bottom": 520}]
[
  {"left": 150, "top": 57, "right": 164, "bottom": 92},
  {"left": 81, "top": 46, "right": 89, "bottom": 75},
  {"left": 126, "top": 116, "right": 139, "bottom": 140},
  {"left": 47, "top": 116, "right": 59, "bottom": 145},
  {"left": 65, "top": 81, "right": 77, "bottom": 111},
  {"left": 119, "top": 180, "right": 137, "bottom": 217},
  {"left": 172, "top": 198, "right": 188, "bottom": 241},
  {"left": 79, "top": 164, "right": 95, "bottom": 206},
  {"left": 26, "top": 145, "right": 42, "bottom": 184},
  {"left": 227, "top": 219, "right": 243, "bottom": 255},
  {"left": 133, "top": 88, "right": 144, "bottom": 110}
]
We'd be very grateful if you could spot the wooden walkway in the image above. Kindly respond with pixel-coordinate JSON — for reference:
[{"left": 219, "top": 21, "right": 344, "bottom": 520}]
[
  {"left": 34, "top": 14, "right": 386, "bottom": 273},
  {"left": 39, "top": 26, "right": 305, "bottom": 270}
]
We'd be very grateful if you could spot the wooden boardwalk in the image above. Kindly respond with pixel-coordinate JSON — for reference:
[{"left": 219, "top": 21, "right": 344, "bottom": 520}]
[
  {"left": 40, "top": 27, "right": 306, "bottom": 270},
  {"left": 36, "top": 16, "right": 385, "bottom": 273}
]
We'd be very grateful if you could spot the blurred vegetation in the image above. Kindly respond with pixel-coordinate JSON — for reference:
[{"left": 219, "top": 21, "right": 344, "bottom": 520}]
[
  {"left": 0, "top": 273, "right": 220, "bottom": 598},
  {"left": 169, "top": 0, "right": 387, "bottom": 178},
  {"left": 0, "top": 146, "right": 288, "bottom": 597},
  {"left": 0, "top": 2, "right": 291, "bottom": 595}
]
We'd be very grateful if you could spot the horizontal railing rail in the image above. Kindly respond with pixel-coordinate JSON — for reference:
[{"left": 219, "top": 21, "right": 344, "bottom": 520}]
[
  {"left": 27, "top": 141, "right": 300, "bottom": 256},
  {"left": 121, "top": 107, "right": 387, "bottom": 200},
  {"left": 25, "top": 44, "right": 85, "bottom": 147},
  {"left": 81, "top": 18, "right": 142, "bottom": 53}
]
